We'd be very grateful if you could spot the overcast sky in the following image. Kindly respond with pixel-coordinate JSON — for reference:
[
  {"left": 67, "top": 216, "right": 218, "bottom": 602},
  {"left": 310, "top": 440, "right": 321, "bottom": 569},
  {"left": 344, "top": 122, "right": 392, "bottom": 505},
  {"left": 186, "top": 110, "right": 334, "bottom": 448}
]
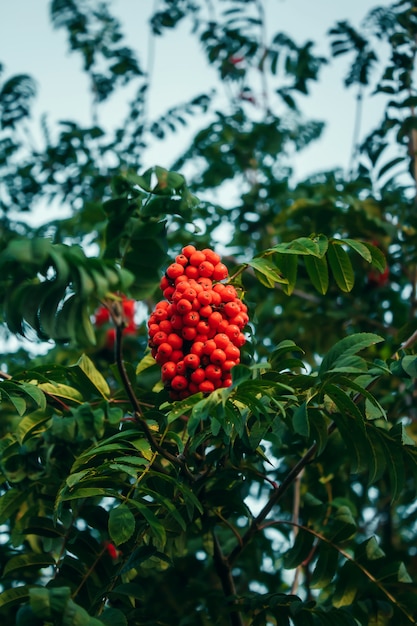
[{"left": 1, "top": 0, "right": 393, "bottom": 181}]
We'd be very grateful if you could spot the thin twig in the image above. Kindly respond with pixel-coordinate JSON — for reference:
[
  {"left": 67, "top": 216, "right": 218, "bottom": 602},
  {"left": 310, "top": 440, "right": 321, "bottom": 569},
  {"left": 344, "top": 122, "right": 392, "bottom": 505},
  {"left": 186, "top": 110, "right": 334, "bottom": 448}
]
[{"left": 260, "top": 520, "right": 416, "bottom": 625}]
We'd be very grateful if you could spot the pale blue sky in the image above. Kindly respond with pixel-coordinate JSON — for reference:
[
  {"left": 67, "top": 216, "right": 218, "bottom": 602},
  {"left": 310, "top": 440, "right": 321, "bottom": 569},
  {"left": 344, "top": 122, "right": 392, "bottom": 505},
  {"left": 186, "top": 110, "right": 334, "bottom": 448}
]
[{"left": 1, "top": 0, "right": 393, "bottom": 181}]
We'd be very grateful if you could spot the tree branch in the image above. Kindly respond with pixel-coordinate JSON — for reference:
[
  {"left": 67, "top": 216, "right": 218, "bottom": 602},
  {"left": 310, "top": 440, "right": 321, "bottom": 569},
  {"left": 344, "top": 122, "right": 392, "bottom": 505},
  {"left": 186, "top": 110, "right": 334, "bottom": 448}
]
[
  {"left": 213, "top": 532, "right": 244, "bottom": 626},
  {"left": 112, "top": 307, "right": 195, "bottom": 480}
]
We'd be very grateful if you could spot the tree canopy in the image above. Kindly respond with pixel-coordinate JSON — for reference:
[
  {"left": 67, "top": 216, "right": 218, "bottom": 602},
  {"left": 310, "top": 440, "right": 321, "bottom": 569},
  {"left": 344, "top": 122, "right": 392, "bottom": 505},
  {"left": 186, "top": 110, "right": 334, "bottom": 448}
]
[{"left": 2, "top": 1, "right": 417, "bottom": 625}]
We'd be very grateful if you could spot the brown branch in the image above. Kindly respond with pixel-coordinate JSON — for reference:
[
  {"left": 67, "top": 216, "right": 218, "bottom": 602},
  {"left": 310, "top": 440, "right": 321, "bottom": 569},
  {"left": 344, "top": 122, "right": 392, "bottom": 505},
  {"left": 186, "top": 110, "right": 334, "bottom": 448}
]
[
  {"left": 213, "top": 532, "right": 244, "bottom": 626},
  {"left": 114, "top": 318, "right": 195, "bottom": 480}
]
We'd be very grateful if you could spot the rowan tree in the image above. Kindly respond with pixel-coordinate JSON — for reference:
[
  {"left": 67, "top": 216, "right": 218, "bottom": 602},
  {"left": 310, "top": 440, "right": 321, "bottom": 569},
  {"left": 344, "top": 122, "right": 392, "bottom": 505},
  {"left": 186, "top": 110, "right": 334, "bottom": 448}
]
[{"left": 1, "top": 1, "right": 417, "bottom": 625}]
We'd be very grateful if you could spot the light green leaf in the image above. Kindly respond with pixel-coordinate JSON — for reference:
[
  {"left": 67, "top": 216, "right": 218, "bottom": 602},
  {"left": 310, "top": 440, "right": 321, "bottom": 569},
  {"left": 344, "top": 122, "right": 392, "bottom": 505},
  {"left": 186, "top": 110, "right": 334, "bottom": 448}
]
[
  {"left": 248, "top": 257, "right": 288, "bottom": 287},
  {"left": 74, "top": 354, "right": 110, "bottom": 399},
  {"left": 136, "top": 352, "right": 158, "bottom": 375},
  {"left": 343, "top": 239, "right": 372, "bottom": 263}
]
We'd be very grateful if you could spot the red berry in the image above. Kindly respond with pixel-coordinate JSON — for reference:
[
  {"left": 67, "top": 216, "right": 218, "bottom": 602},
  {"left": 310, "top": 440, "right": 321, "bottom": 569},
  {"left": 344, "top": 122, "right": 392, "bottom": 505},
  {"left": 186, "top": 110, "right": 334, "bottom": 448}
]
[
  {"left": 157, "top": 342, "right": 173, "bottom": 360},
  {"left": 171, "top": 375, "right": 188, "bottom": 391},
  {"left": 210, "top": 348, "right": 227, "bottom": 365},
  {"left": 225, "top": 324, "right": 240, "bottom": 341},
  {"left": 170, "top": 314, "right": 183, "bottom": 330},
  {"left": 184, "top": 353, "right": 200, "bottom": 369},
  {"left": 224, "top": 301, "right": 240, "bottom": 317},
  {"left": 175, "top": 254, "right": 189, "bottom": 266},
  {"left": 205, "top": 364, "right": 222, "bottom": 381},
  {"left": 198, "top": 290, "right": 212, "bottom": 306},
  {"left": 183, "top": 311, "right": 200, "bottom": 327},
  {"left": 225, "top": 344, "right": 240, "bottom": 361},
  {"left": 202, "top": 248, "right": 221, "bottom": 265},
  {"left": 167, "top": 333, "right": 183, "bottom": 349},
  {"left": 212, "top": 263, "right": 228, "bottom": 281},
  {"left": 191, "top": 341, "right": 205, "bottom": 357},
  {"left": 171, "top": 349, "right": 184, "bottom": 363},
  {"left": 159, "top": 320, "right": 172, "bottom": 334},
  {"left": 182, "top": 244, "right": 196, "bottom": 258},
  {"left": 176, "top": 298, "right": 193, "bottom": 314},
  {"left": 198, "top": 261, "right": 214, "bottom": 277},
  {"left": 160, "top": 276, "right": 171, "bottom": 290},
  {"left": 202, "top": 340, "right": 217, "bottom": 355},
  {"left": 166, "top": 263, "right": 185, "bottom": 279},
  {"left": 191, "top": 368, "right": 206, "bottom": 384},
  {"left": 161, "top": 361, "right": 176, "bottom": 380},
  {"left": 199, "top": 380, "right": 215, "bottom": 393},
  {"left": 213, "top": 333, "right": 230, "bottom": 350},
  {"left": 208, "top": 312, "right": 223, "bottom": 328},
  {"left": 197, "top": 320, "right": 210, "bottom": 335},
  {"left": 189, "top": 251, "right": 206, "bottom": 266},
  {"left": 199, "top": 305, "right": 213, "bottom": 318},
  {"left": 163, "top": 286, "right": 175, "bottom": 301},
  {"left": 222, "top": 286, "right": 237, "bottom": 302},
  {"left": 185, "top": 265, "right": 200, "bottom": 279},
  {"left": 182, "top": 326, "right": 197, "bottom": 341},
  {"left": 197, "top": 277, "right": 212, "bottom": 290},
  {"left": 95, "top": 306, "right": 110, "bottom": 327},
  {"left": 153, "top": 331, "right": 168, "bottom": 346}
]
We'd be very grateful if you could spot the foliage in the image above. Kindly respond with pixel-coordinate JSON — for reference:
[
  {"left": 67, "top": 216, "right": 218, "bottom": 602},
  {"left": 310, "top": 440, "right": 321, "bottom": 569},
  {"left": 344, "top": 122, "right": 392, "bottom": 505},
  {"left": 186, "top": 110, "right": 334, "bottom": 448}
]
[{"left": 2, "top": 1, "right": 417, "bottom": 625}]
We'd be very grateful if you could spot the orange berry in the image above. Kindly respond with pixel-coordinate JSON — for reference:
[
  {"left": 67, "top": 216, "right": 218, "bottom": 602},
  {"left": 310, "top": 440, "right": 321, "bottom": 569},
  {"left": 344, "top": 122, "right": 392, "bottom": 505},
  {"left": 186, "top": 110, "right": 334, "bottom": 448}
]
[
  {"left": 189, "top": 251, "right": 206, "bottom": 266},
  {"left": 166, "top": 262, "right": 185, "bottom": 279},
  {"left": 182, "top": 244, "right": 197, "bottom": 258}
]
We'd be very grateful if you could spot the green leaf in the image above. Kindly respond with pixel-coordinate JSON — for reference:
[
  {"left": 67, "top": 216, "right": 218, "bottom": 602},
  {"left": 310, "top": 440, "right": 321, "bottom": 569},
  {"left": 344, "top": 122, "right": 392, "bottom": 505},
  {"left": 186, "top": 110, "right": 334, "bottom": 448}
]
[
  {"left": 328, "top": 505, "right": 357, "bottom": 542},
  {"left": 364, "top": 242, "right": 387, "bottom": 273},
  {"left": 73, "top": 354, "right": 110, "bottom": 399},
  {"left": 0, "top": 488, "right": 30, "bottom": 524},
  {"left": 310, "top": 543, "right": 339, "bottom": 588},
  {"left": 293, "top": 402, "right": 309, "bottom": 437},
  {"left": 38, "top": 381, "right": 83, "bottom": 403},
  {"left": 343, "top": 239, "right": 372, "bottom": 263},
  {"left": 333, "top": 561, "right": 359, "bottom": 608},
  {"left": 365, "top": 536, "right": 386, "bottom": 560},
  {"left": 275, "top": 252, "right": 298, "bottom": 295},
  {"left": 129, "top": 500, "right": 166, "bottom": 547},
  {"left": 327, "top": 242, "right": 355, "bottom": 292},
  {"left": 304, "top": 254, "right": 329, "bottom": 294},
  {"left": 319, "top": 333, "right": 383, "bottom": 377},
  {"left": 271, "top": 236, "right": 328, "bottom": 257},
  {"left": 283, "top": 529, "right": 315, "bottom": 569},
  {"left": 248, "top": 257, "right": 288, "bottom": 288},
  {"left": 0, "top": 586, "right": 31, "bottom": 611},
  {"left": 3, "top": 553, "right": 56, "bottom": 576},
  {"left": 108, "top": 504, "right": 136, "bottom": 546}
]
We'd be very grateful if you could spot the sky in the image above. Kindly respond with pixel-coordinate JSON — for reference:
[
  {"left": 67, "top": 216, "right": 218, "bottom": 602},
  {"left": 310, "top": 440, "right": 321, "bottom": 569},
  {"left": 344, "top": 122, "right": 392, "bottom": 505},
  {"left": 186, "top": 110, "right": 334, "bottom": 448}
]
[{"left": 1, "top": 0, "right": 393, "bottom": 184}]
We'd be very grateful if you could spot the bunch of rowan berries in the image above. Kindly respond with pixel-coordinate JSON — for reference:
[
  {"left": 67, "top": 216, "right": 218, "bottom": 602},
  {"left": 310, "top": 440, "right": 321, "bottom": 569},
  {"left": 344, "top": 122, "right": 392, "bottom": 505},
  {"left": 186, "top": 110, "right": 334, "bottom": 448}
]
[
  {"left": 148, "top": 245, "right": 248, "bottom": 400},
  {"left": 95, "top": 296, "right": 136, "bottom": 349}
]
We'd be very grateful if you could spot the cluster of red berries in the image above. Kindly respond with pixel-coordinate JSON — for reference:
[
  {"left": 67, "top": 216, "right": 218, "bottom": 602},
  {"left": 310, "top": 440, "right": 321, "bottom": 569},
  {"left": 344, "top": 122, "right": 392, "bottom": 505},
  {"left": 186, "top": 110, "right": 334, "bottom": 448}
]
[
  {"left": 95, "top": 296, "right": 136, "bottom": 349},
  {"left": 148, "top": 245, "right": 248, "bottom": 400}
]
